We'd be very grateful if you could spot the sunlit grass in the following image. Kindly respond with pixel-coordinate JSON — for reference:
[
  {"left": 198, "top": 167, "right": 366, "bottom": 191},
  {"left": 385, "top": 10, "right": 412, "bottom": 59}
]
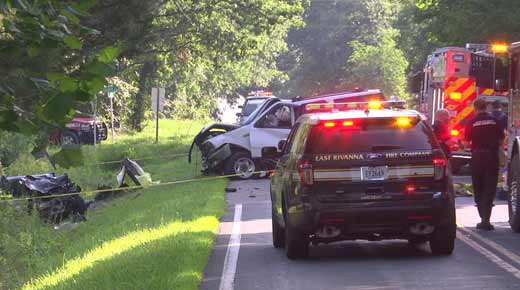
[
  {"left": 22, "top": 216, "right": 218, "bottom": 290},
  {"left": 3, "top": 119, "right": 227, "bottom": 290}
]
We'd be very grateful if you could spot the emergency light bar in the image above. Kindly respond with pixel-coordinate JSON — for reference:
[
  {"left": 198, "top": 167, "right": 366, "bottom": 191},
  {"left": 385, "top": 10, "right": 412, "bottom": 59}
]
[{"left": 304, "top": 100, "right": 406, "bottom": 113}]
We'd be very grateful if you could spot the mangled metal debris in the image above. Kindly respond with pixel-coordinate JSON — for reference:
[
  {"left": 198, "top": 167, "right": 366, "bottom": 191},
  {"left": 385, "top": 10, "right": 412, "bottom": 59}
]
[
  {"left": 0, "top": 158, "right": 156, "bottom": 225},
  {"left": 0, "top": 173, "right": 89, "bottom": 224}
]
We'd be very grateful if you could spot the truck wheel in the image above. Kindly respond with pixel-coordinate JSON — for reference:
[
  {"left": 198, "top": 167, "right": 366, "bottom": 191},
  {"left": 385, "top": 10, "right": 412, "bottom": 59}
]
[
  {"left": 225, "top": 151, "right": 256, "bottom": 179},
  {"left": 508, "top": 154, "right": 520, "bottom": 232},
  {"left": 272, "top": 208, "right": 285, "bottom": 248},
  {"left": 429, "top": 224, "right": 456, "bottom": 255},
  {"left": 61, "top": 131, "right": 80, "bottom": 145}
]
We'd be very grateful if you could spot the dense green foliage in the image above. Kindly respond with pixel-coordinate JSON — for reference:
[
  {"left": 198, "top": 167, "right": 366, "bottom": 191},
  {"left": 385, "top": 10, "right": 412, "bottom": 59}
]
[{"left": 274, "top": 0, "right": 409, "bottom": 99}]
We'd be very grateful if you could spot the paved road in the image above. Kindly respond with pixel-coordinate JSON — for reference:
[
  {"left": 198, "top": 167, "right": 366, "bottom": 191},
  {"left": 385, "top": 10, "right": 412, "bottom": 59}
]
[{"left": 200, "top": 179, "right": 520, "bottom": 290}]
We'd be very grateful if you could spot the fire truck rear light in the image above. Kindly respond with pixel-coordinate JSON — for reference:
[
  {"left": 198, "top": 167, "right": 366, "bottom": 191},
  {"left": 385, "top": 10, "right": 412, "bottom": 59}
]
[
  {"left": 450, "top": 129, "right": 459, "bottom": 136},
  {"left": 343, "top": 120, "right": 354, "bottom": 126},
  {"left": 450, "top": 92, "right": 462, "bottom": 100},
  {"left": 433, "top": 158, "right": 447, "bottom": 180},
  {"left": 324, "top": 121, "right": 336, "bottom": 128}
]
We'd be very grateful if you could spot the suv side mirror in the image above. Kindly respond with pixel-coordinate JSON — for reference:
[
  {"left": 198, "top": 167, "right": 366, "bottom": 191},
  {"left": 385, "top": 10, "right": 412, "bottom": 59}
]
[
  {"left": 278, "top": 140, "right": 287, "bottom": 151},
  {"left": 262, "top": 147, "right": 281, "bottom": 159}
]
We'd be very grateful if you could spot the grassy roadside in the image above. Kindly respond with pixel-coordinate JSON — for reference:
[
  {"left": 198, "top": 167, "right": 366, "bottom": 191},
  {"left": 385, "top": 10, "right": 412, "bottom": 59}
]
[{"left": 2, "top": 119, "right": 227, "bottom": 290}]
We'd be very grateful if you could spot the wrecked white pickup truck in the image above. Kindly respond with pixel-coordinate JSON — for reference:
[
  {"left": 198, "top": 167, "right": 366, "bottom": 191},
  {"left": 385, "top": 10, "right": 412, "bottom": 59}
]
[{"left": 188, "top": 90, "right": 385, "bottom": 179}]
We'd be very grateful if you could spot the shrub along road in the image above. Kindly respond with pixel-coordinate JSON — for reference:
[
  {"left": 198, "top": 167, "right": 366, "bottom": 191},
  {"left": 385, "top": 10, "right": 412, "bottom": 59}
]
[{"left": 201, "top": 179, "right": 520, "bottom": 290}]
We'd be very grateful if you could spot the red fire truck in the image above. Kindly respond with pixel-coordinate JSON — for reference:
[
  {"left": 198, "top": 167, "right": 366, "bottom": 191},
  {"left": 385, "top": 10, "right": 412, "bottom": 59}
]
[
  {"left": 420, "top": 43, "right": 510, "bottom": 172},
  {"left": 505, "top": 42, "right": 520, "bottom": 232}
]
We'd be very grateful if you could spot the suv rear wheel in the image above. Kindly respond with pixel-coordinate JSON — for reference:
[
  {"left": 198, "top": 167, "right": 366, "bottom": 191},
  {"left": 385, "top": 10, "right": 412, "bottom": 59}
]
[
  {"left": 429, "top": 224, "right": 456, "bottom": 255},
  {"left": 225, "top": 151, "right": 256, "bottom": 179},
  {"left": 285, "top": 225, "right": 309, "bottom": 259}
]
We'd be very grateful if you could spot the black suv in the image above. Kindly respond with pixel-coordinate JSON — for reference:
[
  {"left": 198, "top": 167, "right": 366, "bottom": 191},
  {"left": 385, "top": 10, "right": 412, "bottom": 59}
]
[{"left": 265, "top": 102, "right": 456, "bottom": 259}]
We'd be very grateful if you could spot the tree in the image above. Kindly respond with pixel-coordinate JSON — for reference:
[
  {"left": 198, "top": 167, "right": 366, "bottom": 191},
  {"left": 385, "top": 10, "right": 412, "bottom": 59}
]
[
  {"left": 346, "top": 30, "right": 408, "bottom": 97},
  {"left": 274, "top": 0, "right": 407, "bottom": 98},
  {"left": 0, "top": 0, "right": 120, "bottom": 167},
  {"left": 85, "top": 0, "right": 304, "bottom": 130}
]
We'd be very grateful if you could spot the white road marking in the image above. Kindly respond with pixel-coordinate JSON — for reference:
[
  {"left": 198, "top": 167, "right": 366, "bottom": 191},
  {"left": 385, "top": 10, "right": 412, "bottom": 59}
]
[
  {"left": 458, "top": 226, "right": 520, "bottom": 267},
  {"left": 219, "top": 204, "right": 243, "bottom": 290},
  {"left": 457, "top": 230, "right": 520, "bottom": 279}
]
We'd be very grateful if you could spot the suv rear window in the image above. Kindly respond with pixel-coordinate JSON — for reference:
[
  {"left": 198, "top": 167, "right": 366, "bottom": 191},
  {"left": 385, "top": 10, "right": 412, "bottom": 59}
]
[{"left": 305, "top": 118, "right": 438, "bottom": 154}]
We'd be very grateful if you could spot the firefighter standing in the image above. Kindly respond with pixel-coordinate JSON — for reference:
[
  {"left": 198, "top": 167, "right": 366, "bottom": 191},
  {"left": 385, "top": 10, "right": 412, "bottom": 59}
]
[
  {"left": 465, "top": 99, "right": 504, "bottom": 230},
  {"left": 433, "top": 109, "right": 451, "bottom": 158}
]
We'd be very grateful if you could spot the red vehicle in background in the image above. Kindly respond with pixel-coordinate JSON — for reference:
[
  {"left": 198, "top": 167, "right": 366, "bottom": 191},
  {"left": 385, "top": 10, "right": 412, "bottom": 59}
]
[
  {"left": 49, "top": 116, "right": 108, "bottom": 145},
  {"left": 420, "top": 43, "right": 510, "bottom": 172}
]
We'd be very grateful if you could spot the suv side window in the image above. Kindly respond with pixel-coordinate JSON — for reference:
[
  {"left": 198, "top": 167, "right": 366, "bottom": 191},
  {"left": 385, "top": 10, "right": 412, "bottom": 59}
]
[
  {"left": 283, "top": 122, "right": 301, "bottom": 154},
  {"left": 256, "top": 104, "right": 292, "bottom": 129},
  {"left": 291, "top": 124, "right": 310, "bottom": 155}
]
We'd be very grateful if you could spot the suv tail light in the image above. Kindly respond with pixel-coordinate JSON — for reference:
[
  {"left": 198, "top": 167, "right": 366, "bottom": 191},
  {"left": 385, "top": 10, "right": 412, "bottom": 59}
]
[
  {"left": 433, "top": 157, "right": 447, "bottom": 180},
  {"left": 297, "top": 159, "right": 314, "bottom": 186}
]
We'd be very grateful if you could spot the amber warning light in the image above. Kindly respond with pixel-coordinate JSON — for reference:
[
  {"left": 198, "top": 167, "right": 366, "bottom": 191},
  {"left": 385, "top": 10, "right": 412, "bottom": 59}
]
[{"left": 491, "top": 43, "right": 509, "bottom": 54}]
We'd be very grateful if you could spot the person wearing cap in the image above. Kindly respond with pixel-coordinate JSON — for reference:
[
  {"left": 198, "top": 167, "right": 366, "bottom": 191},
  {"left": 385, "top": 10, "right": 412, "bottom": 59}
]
[
  {"left": 433, "top": 109, "right": 451, "bottom": 158},
  {"left": 465, "top": 99, "right": 505, "bottom": 230}
]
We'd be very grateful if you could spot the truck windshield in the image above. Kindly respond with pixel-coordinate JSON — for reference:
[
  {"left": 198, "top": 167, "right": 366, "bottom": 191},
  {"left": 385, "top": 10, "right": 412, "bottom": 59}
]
[
  {"left": 241, "top": 99, "right": 279, "bottom": 126},
  {"left": 243, "top": 99, "right": 266, "bottom": 116}
]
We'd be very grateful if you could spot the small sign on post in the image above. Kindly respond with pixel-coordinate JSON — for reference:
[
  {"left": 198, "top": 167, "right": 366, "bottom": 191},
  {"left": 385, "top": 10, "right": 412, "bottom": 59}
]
[
  {"left": 151, "top": 87, "right": 165, "bottom": 143},
  {"left": 106, "top": 85, "right": 118, "bottom": 144}
]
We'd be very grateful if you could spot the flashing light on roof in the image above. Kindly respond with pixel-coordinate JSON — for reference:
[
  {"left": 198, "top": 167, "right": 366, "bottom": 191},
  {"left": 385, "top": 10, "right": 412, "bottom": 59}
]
[
  {"left": 450, "top": 92, "right": 462, "bottom": 100},
  {"left": 323, "top": 121, "right": 336, "bottom": 128},
  {"left": 395, "top": 117, "right": 412, "bottom": 127},
  {"left": 304, "top": 100, "right": 406, "bottom": 113},
  {"left": 368, "top": 100, "right": 382, "bottom": 110},
  {"left": 491, "top": 43, "right": 509, "bottom": 54}
]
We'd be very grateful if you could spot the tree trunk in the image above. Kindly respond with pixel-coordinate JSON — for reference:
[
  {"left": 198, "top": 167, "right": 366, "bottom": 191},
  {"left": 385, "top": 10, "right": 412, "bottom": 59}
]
[{"left": 132, "top": 61, "right": 155, "bottom": 131}]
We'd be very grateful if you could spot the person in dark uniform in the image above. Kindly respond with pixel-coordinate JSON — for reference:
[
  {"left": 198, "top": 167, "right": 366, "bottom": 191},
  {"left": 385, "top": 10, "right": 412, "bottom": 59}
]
[
  {"left": 491, "top": 100, "right": 507, "bottom": 132},
  {"left": 433, "top": 109, "right": 451, "bottom": 158},
  {"left": 465, "top": 99, "right": 504, "bottom": 230}
]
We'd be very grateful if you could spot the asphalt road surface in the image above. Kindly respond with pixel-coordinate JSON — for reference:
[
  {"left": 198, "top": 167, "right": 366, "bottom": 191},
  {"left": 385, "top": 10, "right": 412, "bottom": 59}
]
[{"left": 200, "top": 178, "right": 520, "bottom": 290}]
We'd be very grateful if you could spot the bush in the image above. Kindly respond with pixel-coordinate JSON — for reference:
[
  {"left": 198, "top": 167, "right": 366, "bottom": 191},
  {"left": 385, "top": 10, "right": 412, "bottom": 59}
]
[{"left": 0, "top": 131, "right": 34, "bottom": 167}]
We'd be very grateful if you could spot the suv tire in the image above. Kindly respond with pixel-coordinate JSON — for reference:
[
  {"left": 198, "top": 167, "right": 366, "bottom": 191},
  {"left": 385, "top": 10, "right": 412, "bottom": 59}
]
[
  {"left": 429, "top": 224, "right": 456, "bottom": 255},
  {"left": 225, "top": 151, "right": 256, "bottom": 179},
  {"left": 508, "top": 154, "right": 520, "bottom": 232},
  {"left": 285, "top": 224, "right": 309, "bottom": 259},
  {"left": 272, "top": 208, "right": 285, "bottom": 248},
  {"left": 61, "top": 131, "right": 80, "bottom": 145}
]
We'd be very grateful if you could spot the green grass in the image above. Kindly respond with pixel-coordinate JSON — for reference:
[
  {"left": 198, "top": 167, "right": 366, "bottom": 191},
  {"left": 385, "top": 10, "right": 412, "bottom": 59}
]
[{"left": 2, "top": 119, "right": 226, "bottom": 290}]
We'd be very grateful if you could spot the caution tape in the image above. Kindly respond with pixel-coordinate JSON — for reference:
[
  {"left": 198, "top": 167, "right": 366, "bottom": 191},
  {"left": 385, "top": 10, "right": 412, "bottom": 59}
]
[
  {"left": 95, "top": 153, "right": 189, "bottom": 165},
  {"left": 0, "top": 170, "right": 273, "bottom": 203}
]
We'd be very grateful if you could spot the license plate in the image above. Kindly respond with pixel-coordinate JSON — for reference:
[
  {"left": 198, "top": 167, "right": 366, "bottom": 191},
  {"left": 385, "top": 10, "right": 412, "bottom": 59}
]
[{"left": 361, "top": 166, "right": 388, "bottom": 181}]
